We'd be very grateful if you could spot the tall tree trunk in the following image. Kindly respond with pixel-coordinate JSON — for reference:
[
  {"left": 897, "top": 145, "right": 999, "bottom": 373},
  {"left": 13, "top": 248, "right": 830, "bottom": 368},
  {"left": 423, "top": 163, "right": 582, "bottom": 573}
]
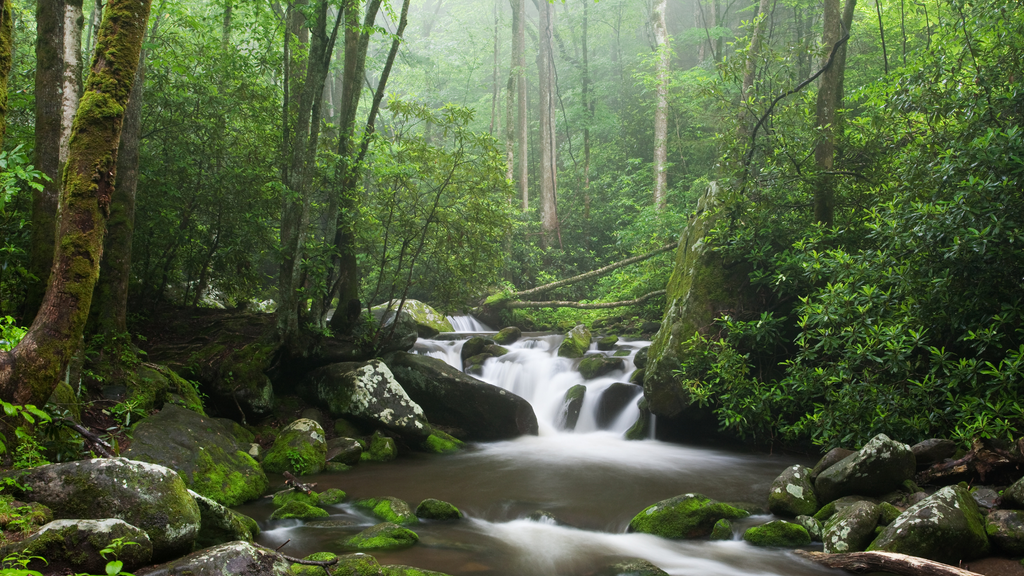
[
  {"left": 61, "top": 0, "right": 83, "bottom": 166},
  {"left": 813, "top": 0, "right": 856, "bottom": 226},
  {"left": 0, "top": 0, "right": 11, "bottom": 149},
  {"left": 581, "top": 0, "right": 591, "bottom": 221},
  {"left": 0, "top": 0, "right": 151, "bottom": 407},
  {"left": 489, "top": 0, "right": 499, "bottom": 135},
  {"left": 537, "top": 0, "right": 559, "bottom": 248},
  {"left": 512, "top": 0, "right": 528, "bottom": 211},
  {"left": 25, "top": 0, "right": 64, "bottom": 323},
  {"left": 652, "top": 0, "right": 669, "bottom": 210}
]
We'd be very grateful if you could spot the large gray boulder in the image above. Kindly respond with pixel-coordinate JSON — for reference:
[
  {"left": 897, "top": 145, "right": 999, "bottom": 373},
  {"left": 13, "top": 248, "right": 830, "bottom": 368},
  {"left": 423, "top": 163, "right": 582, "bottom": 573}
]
[
  {"left": 578, "top": 355, "right": 625, "bottom": 380},
  {"left": 986, "top": 509, "right": 1024, "bottom": 555},
  {"left": 768, "top": 465, "right": 818, "bottom": 517},
  {"left": 868, "top": 485, "right": 990, "bottom": 564},
  {"left": 822, "top": 500, "right": 879, "bottom": 553},
  {"left": 188, "top": 490, "right": 259, "bottom": 549},
  {"left": 627, "top": 493, "right": 748, "bottom": 539},
  {"left": 124, "top": 404, "right": 268, "bottom": 506},
  {"left": 372, "top": 299, "right": 453, "bottom": 337},
  {"left": 1001, "top": 475, "right": 1024, "bottom": 508},
  {"left": 814, "top": 434, "right": 915, "bottom": 503},
  {"left": 384, "top": 352, "right": 539, "bottom": 440},
  {"left": 302, "top": 359, "right": 430, "bottom": 440},
  {"left": 1, "top": 518, "right": 152, "bottom": 575},
  {"left": 2, "top": 458, "right": 200, "bottom": 561},
  {"left": 136, "top": 541, "right": 291, "bottom": 576}
]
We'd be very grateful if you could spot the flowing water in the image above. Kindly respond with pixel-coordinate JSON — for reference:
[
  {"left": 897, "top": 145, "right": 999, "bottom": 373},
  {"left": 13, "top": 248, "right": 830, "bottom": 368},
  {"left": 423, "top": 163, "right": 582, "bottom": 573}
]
[{"left": 239, "top": 318, "right": 831, "bottom": 576}]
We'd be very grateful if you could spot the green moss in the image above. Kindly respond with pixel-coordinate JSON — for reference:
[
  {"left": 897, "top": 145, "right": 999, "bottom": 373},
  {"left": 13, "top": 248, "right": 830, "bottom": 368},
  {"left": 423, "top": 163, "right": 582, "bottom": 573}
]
[
  {"left": 813, "top": 501, "right": 837, "bottom": 522},
  {"left": 290, "top": 552, "right": 339, "bottom": 575},
  {"left": 557, "top": 325, "right": 592, "bottom": 358},
  {"left": 565, "top": 385, "right": 587, "bottom": 402},
  {"left": 422, "top": 430, "right": 463, "bottom": 454},
  {"left": 360, "top": 432, "right": 397, "bottom": 462},
  {"left": 878, "top": 502, "right": 901, "bottom": 525},
  {"left": 710, "top": 518, "right": 732, "bottom": 540},
  {"left": 415, "top": 499, "right": 462, "bottom": 521},
  {"left": 325, "top": 462, "right": 351, "bottom": 472},
  {"left": 743, "top": 521, "right": 811, "bottom": 547},
  {"left": 354, "top": 497, "right": 418, "bottom": 525},
  {"left": 269, "top": 500, "right": 329, "bottom": 521},
  {"left": 273, "top": 491, "right": 320, "bottom": 507},
  {"left": 190, "top": 447, "right": 267, "bottom": 507},
  {"left": 47, "top": 382, "right": 81, "bottom": 422},
  {"left": 319, "top": 489, "right": 347, "bottom": 506},
  {"left": 343, "top": 522, "right": 419, "bottom": 550},
  {"left": 382, "top": 566, "right": 454, "bottom": 576},
  {"left": 263, "top": 419, "right": 327, "bottom": 475},
  {"left": 628, "top": 493, "right": 749, "bottom": 539}
]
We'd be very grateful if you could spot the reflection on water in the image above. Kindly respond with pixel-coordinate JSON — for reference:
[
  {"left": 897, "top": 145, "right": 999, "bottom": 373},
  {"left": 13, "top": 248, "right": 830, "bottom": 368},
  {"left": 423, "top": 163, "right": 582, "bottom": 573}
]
[{"left": 242, "top": 321, "right": 830, "bottom": 576}]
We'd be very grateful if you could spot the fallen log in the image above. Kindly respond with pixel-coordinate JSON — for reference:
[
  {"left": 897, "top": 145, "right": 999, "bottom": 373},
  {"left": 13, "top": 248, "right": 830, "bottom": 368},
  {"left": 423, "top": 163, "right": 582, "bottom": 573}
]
[
  {"left": 283, "top": 471, "right": 317, "bottom": 494},
  {"left": 508, "top": 290, "right": 667, "bottom": 310},
  {"left": 793, "top": 551, "right": 984, "bottom": 576},
  {"left": 512, "top": 243, "right": 676, "bottom": 299}
]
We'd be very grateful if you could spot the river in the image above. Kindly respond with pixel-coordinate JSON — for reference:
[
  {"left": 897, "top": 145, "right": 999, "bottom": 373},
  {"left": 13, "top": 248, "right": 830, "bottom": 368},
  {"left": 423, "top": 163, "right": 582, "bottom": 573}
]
[{"left": 239, "top": 318, "right": 832, "bottom": 576}]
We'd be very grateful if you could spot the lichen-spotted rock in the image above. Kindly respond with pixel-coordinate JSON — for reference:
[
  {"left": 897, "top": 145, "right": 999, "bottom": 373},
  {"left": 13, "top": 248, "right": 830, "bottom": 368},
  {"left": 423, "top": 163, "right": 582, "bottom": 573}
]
[
  {"left": 822, "top": 500, "right": 879, "bottom": 553},
  {"left": 628, "top": 493, "right": 748, "bottom": 539},
  {"left": 1, "top": 458, "right": 200, "bottom": 561},
  {"left": 868, "top": 485, "right": 990, "bottom": 563},
  {"left": 814, "top": 434, "right": 915, "bottom": 503},
  {"left": 743, "top": 520, "right": 811, "bottom": 547},
  {"left": 371, "top": 299, "right": 453, "bottom": 337},
  {"left": 302, "top": 360, "right": 429, "bottom": 440},
  {"left": 768, "top": 465, "right": 818, "bottom": 517},
  {"left": 262, "top": 418, "right": 328, "bottom": 476},
  {"left": 3, "top": 518, "right": 152, "bottom": 575},
  {"left": 986, "top": 509, "right": 1024, "bottom": 555},
  {"left": 136, "top": 540, "right": 290, "bottom": 575}
]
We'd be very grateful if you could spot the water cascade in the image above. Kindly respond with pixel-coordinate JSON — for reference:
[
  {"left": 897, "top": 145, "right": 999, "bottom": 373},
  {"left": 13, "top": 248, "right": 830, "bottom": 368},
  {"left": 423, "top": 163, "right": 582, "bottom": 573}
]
[{"left": 241, "top": 317, "right": 829, "bottom": 576}]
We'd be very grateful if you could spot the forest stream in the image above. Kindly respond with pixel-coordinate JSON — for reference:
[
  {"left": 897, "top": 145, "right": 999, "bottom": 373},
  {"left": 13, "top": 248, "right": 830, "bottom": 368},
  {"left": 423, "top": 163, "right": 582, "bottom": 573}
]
[{"left": 234, "top": 317, "right": 832, "bottom": 576}]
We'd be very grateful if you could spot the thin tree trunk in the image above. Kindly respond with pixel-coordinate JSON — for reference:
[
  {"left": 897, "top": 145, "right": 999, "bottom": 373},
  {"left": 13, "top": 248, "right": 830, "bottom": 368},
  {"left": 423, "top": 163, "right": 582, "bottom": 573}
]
[
  {"left": 813, "top": 0, "right": 855, "bottom": 226},
  {"left": 652, "top": 0, "right": 669, "bottom": 210},
  {"left": 581, "top": 0, "right": 591, "bottom": 221},
  {"left": 0, "top": 0, "right": 151, "bottom": 407},
  {"left": 874, "top": 0, "right": 888, "bottom": 74},
  {"left": 505, "top": 71, "right": 515, "bottom": 181},
  {"left": 490, "top": 0, "right": 499, "bottom": 136},
  {"left": 537, "top": 0, "right": 559, "bottom": 248},
  {"left": 61, "top": 0, "right": 83, "bottom": 166},
  {"left": 0, "top": 0, "right": 11, "bottom": 149},
  {"left": 740, "top": 0, "right": 770, "bottom": 111},
  {"left": 512, "top": 0, "right": 528, "bottom": 211},
  {"left": 25, "top": 0, "right": 64, "bottom": 323}
]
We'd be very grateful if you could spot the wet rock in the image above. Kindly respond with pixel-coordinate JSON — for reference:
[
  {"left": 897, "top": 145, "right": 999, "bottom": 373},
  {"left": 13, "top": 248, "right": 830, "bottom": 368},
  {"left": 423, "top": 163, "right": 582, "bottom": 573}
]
[
  {"left": 262, "top": 418, "right": 328, "bottom": 476},
  {"left": 460, "top": 337, "right": 495, "bottom": 364},
  {"left": 768, "top": 465, "right": 818, "bottom": 517},
  {"left": 302, "top": 360, "right": 429, "bottom": 441},
  {"left": 382, "top": 564, "right": 455, "bottom": 576},
  {"left": 344, "top": 522, "right": 420, "bottom": 550},
  {"left": 1001, "top": 476, "right": 1024, "bottom": 509},
  {"left": 868, "top": 485, "right": 990, "bottom": 564},
  {"left": 613, "top": 349, "right": 631, "bottom": 357},
  {"left": 596, "top": 383, "right": 642, "bottom": 428},
  {"left": 595, "top": 558, "right": 669, "bottom": 576},
  {"left": 188, "top": 490, "right": 258, "bottom": 548},
  {"left": 1, "top": 458, "right": 200, "bottom": 561},
  {"left": 558, "top": 325, "right": 592, "bottom": 358},
  {"left": 273, "top": 491, "right": 319, "bottom": 507},
  {"left": 814, "top": 496, "right": 878, "bottom": 523},
  {"left": 814, "top": 434, "right": 915, "bottom": 503},
  {"left": 421, "top": 427, "right": 464, "bottom": 454},
  {"left": 624, "top": 397, "right": 652, "bottom": 441},
  {"left": 986, "top": 509, "right": 1024, "bottom": 555},
  {"left": 319, "top": 488, "right": 347, "bottom": 506},
  {"left": 878, "top": 502, "right": 902, "bottom": 525},
  {"left": 710, "top": 518, "right": 733, "bottom": 540},
  {"left": 972, "top": 487, "right": 1000, "bottom": 509},
  {"left": 385, "top": 352, "right": 539, "bottom": 440},
  {"left": 527, "top": 510, "right": 566, "bottom": 525},
  {"left": 912, "top": 438, "right": 958, "bottom": 467},
  {"left": 597, "top": 335, "right": 619, "bottom": 351},
  {"left": 361, "top": 431, "right": 398, "bottom": 462},
  {"left": 2, "top": 518, "right": 152, "bottom": 575},
  {"left": 365, "top": 308, "right": 419, "bottom": 353},
  {"left": 326, "top": 437, "right": 363, "bottom": 465},
  {"left": 795, "top": 515, "right": 822, "bottom": 541},
  {"left": 493, "top": 326, "right": 522, "bottom": 345},
  {"left": 559, "top": 385, "right": 586, "bottom": 431},
  {"left": 371, "top": 299, "right": 453, "bottom": 337},
  {"left": 269, "top": 500, "right": 329, "bottom": 521},
  {"left": 415, "top": 498, "right": 463, "bottom": 521},
  {"left": 743, "top": 520, "right": 811, "bottom": 547},
  {"left": 822, "top": 500, "right": 879, "bottom": 553},
  {"left": 124, "top": 403, "right": 268, "bottom": 506},
  {"left": 579, "top": 355, "right": 625, "bottom": 380},
  {"left": 810, "top": 447, "right": 855, "bottom": 480},
  {"left": 628, "top": 368, "right": 644, "bottom": 385},
  {"left": 355, "top": 497, "right": 419, "bottom": 525},
  {"left": 628, "top": 493, "right": 748, "bottom": 539},
  {"left": 634, "top": 347, "right": 649, "bottom": 370},
  {"left": 136, "top": 540, "right": 291, "bottom": 576}
]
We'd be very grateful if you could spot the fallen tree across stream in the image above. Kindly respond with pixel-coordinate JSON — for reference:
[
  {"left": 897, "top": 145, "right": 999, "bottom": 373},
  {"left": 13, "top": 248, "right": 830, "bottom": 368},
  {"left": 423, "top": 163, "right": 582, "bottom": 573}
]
[
  {"left": 793, "top": 551, "right": 985, "bottom": 576},
  {"left": 508, "top": 290, "right": 667, "bottom": 309}
]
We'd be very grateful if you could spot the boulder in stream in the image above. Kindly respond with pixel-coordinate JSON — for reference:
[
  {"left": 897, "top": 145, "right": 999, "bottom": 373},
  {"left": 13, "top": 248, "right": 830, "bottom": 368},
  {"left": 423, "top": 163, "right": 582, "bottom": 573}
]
[
  {"left": 594, "top": 558, "right": 669, "bottom": 576},
  {"left": 326, "top": 436, "right": 363, "bottom": 465},
  {"left": 2, "top": 518, "right": 153, "bottom": 575},
  {"left": 767, "top": 464, "right": 818, "bottom": 517},
  {"left": 354, "top": 497, "right": 419, "bottom": 525},
  {"left": 743, "top": 520, "right": 811, "bottom": 547},
  {"left": 124, "top": 403, "right": 268, "bottom": 506},
  {"left": 361, "top": 430, "right": 398, "bottom": 462},
  {"left": 189, "top": 490, "right": 259, "bottom": 548},
  {"left": 986, "top": 509, "right": 1024, "bottom": 555},
  {"left": 810, "top": 447, "right": 855, "bottom": 480},
  {"left": 262, "top": 418, "right": 328, "bottom": 475},
  {"left": 822, "top": 500, "right": 879, "bottom": 553},
  {"left": 867, "top": 484, "right": 990, "bottom": 564},
  {"left": 136, "top": 541, "right": 291, "bottom": 576},
  {"left": 558, "top": 325, "right": 592, "bottom": 358},
  {"left": 270, "top": 500, "right": 330, "bottom": 520},
  {"left": 559, "top": 385, "right": 586, "bottom": 431},
  {"left": 415, "top": 498, "right": 463, "bottom": 520},
  {"left": 385, "top": 352, "right": 539, "bottom": 440},
  {"left": 1, "top": 458, "right": 200, "bottom": 562},
  {"left": 579, "top": 354, "right": 625, "bottom": 380},
  {"left": 371, "top": 299, "right": 453, "bottom": 337},
  {"left": 595, "top": 383, "right": 642, "bottom": 428},
  {"left": 625, "top": 397, "right": 653, "bottom": 440},
  {"left": 597, "top": 335, "right": 619, "bottom": 351},
  {"left": 493, "top": 326, "right": 522, "bottom": 345},
  {"left": 814, "top": 434, "right": 915, "bottom": 503},
  {"left": 628, "top": 493, "right": 748, "bottom": 539},
  {"left": 344, "top": 522, "right": 420, "bottom": 550}
]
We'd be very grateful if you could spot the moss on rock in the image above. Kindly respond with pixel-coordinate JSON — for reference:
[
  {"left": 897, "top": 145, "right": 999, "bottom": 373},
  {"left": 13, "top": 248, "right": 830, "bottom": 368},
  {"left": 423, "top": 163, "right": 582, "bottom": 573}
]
[
  {"left": 415, "top": 499, "right": 462, "bottom": 521},
  {"left": 768, "top": 465, "right": 818, "bottom": 517},
  {"left": 361, "top": 431, "right": 398, "bottom": 462},
  {"left": 263, "top": 418, "right": 328, "bottom": 475},
  {"left": 273, "top": 491, "right": 320, "bottom": 507},
  {"left": 710, "top": 518, "right": 732, "bottom": 540},
  {"left": 868, "top": 485, "right": 990, "bottom": 564},
  {"left": 270, "top": 501, "right": 330, "bottom": 521},
  {"left": 628, "top": 493, "right": 748, "bottom": 539},
  {"left": 343, "top": 522, "right": 419, "bottom": 550},
  {"left": 558, "top": 325, "right": 592, "bottom": 358},
  {"left": 319, "top": 489, "right": 347, "bottom": 506},
  {"left": 290, "top": 551, "right": 339, "bottom": 576},
  {"left": 422, "top": 429, "right": 463, "bottom": 454},
  {"left": 743, "top": 520, "right": 811, "bottom": 547},
  {"left": 354, "top": 497, "right": 418, "bottom": 525}
]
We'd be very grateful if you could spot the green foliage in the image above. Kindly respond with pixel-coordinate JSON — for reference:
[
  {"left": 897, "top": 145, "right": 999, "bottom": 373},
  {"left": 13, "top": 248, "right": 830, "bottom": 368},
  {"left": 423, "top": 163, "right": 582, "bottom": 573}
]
[
  {"left": 0, "top": 147, "right": 45, "bottom": 315},
  {"left": 0, "top": 547, "right": 46, "bottom": 576}
]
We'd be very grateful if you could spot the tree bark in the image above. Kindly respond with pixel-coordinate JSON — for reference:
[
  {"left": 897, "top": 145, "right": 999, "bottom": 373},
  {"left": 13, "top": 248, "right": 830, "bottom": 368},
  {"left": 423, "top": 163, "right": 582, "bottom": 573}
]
[
  {"left": 793, "top": 551, "right": 984, "bottom": 576},
  {"left": 25, "top": 0, "right": 65, "bottom": 323},
  {"left": 0, "top": 0, "right": 11, "bottom": 149},
  {"left": 512, "top": 0, "right": 528, "bottom": 211},
  {"left": 581, "top": 0, "right": 591, "bottom": 221},
  {"left": 61, "top": 0, "right": 84, "bottom": 166},
  {"left": 537, "top": 0, "right": 559, "bottom": 248},
  {"left": 652, "top": 0, "right": 669, "bottom": 210},
  {"left": 0, "top": 0, "right": 151, "bottom": 407}
]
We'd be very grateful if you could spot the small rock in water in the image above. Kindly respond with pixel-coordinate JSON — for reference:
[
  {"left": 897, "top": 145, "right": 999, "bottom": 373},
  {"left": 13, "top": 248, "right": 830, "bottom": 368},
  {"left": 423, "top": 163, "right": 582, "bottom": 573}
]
[
  {"left": 343, "top": 522, "right": 420, "bottom": 550},
  {"left": 743, "top": 520, "right": 811, "bottom": 547},
  {"left": 415, "top": 498, "right": 462, "bottom": 521},
  {"left": 493, "top": 326, "right": 522, "bottom": 345},
  {"left": 597, "top": 335, "right": 619, "bottom": 351},
  {"left": 628, "top": 493, "right": 748, "bottom": 539},
  {"left": 595, "top": 383, "right": 641, "bottom": 428},
  {"left": 559, "top": 385, "right": 586, "bottom": 431},
  {"left": 710, "top": 518, "right": 733, "bottom": 540}
]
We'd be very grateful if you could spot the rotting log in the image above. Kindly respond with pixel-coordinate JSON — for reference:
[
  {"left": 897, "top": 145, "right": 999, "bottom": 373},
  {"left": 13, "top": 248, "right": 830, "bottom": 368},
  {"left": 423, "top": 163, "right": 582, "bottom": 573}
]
[
  {"left": 508, "top": 290, "right": 667, "bottom": 310},
  {"left": 513, "top": 242, "right": 676, "bottom": 299},
  {"left": 793, "top": 551, "right": 984, "bottom": 576}
]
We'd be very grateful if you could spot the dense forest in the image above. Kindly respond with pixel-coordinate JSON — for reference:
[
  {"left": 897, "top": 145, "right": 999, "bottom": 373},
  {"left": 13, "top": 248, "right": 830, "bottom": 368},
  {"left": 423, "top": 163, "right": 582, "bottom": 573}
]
[{"left": 0, "top": 0, "right": 1022, "bottom": 460}]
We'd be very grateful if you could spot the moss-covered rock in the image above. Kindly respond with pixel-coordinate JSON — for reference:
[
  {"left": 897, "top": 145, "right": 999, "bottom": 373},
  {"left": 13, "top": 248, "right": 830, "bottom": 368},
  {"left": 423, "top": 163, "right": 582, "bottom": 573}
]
[
  {"left": 634, "top": 346, "right": 649, "bottom": 369},
  {"left": 382, "top": 565, "right": 454, "bottom": 576},
  {"left": 415, "top": 498, "right": 462, "bottom": 521},
  {"left": 361, "top": 431, "right": 398, "bottom": 462},
  {"left": 594, "top": 558, "right": 669, "bottom": 576},
  {"left": 986, "top": 509, "right": 1024, "bottom": 555},
  {"left": 597, "top": 335, "right": 619, "bottom": 351},
  {"left": 421, "top": 428, "right": 464, "bottom": 454},
  {"left": 868, "top": 485, "right": 990, "bottom": 564},
  {"left": 344, "top": 522, "right": 419, "bottom": 550},
  {"left": 595, "top": 383, "right": 642, "bottom": 428},
  {"left": 810, "top": 447, "right": 855, "bottom": 480},
  {"left": 189, "top": 490, "right": 259, "bottom": 548},
  {"left": 579, "top": 355, "right": 625, "bottom": 380},
  {"left": 628, "top": 493, "right": 749, "bottom": 539},
  {"left": 813, "top": 495, "right": 876, "bottom": 523},
  {"left": 326, "top": 437, "right": 363, "bottom": 465},
  {"left": 139, "top": 540, "right": 291, "bottom": 575},
  {"left": 263, "top": 418, "right": 328, "bottom": 476},
  {"left": 273, "top": 490, "right": 320, "bottom": 507},
  {"left": 0, "top": 497, "right": 53, "bottom": 533},
  {"left": 822, "top": 500, "right": 880, "bottom": 553},
  {"left": 460, "top": 337, "right": 494, "bottom": 364},
  {"left": 371, "top": 299, "right": 453, "bottom": 337},
  {"left": 710, "top": 518, "right": 733, "bottom": 540},
  {"left": 131, "top": 364, "right": 205, "bottom": 415},
  {"left": 768, "top": 465, "right": 818, "bottom": 517},
  {"left": 1, "top": 458, "right": 200, "bottom": 561},
  {"left": 815, "top": 434, "right": 916, "bottom": 503},
  {"left": 2, "top": 518, "right": 153, "bottom": 575},
  {"left": 559, "top": 385, "right": 586, "bottom": 431},
  {"left": 743, "top": 520, "right": 811, "bottom": 547},
  {"left": 493, "top": 326, "right": 522, "bottom": 345},
  {"left": 795, "top": 515, "right": 822, "bottom": 541},
  {"left": 355, "top": 497, "right": 418, "bottom": 524},
  {"left": 124, "top": 403, "right": 268, "bottom": 506},
  {"left": 878, "top": 502, "right": 902, "bottom": 525},
  {"left": 290, "top": 551, "right": 339, "bottom": 576},
  {"left": 558, "top": 325, "right": 592, "bottom": 358},
  {"left": 319, "top": 489, "right": 347, "bottom": 506},
  {"left": 1001, "top": 475, "right": 1024, "bottom": 509},
  {"left": 625, "top": 398, "right": 652, "bottom": 440},
  {"left": 270, "top": 501, "right": 330, "bottom": 521},
  {"left": 643, "top": 184, "right": 760, "bottom": 419}
]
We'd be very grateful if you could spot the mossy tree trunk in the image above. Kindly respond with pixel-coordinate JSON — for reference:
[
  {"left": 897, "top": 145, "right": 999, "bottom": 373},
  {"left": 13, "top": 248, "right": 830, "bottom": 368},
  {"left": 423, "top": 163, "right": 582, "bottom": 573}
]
[
  {"left": 0, "top": 0, "right": 10, "bottom": 149},
  {"left": 0, "top": 0, "right": 152, "bottom": 407}
]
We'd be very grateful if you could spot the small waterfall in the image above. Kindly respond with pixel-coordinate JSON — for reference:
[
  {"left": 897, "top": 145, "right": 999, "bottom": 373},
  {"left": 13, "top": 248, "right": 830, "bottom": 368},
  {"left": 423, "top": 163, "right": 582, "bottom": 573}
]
[{"left": 446, "top": 315, "right": 492, "bottom": 332}]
